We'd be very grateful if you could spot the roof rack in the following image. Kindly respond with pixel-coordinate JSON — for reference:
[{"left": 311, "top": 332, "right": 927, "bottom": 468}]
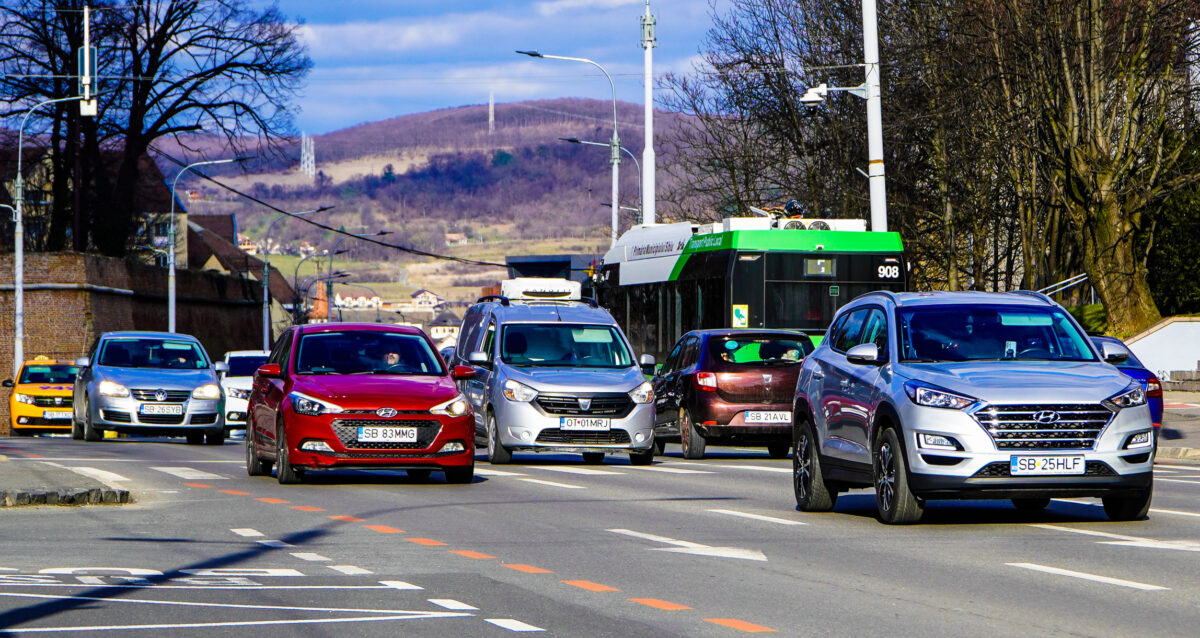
[
  {"left": 1011, "top": 290, "right": 1053, "bottom": 304},
  {"left": 475, "top": 294, "right": 510, "bottom": 306}
]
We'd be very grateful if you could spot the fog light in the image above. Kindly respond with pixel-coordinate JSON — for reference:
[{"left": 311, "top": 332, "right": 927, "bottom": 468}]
[
  {"left": 517, "top": 430, "right": 533, "bottom": 442},
  {"left": 441, "top": 441, "right": 466, "bottom": 453},
  {"left": 918, "top": 433, "right": 959, "bottom": 450},
  {"left": 634, "top": 432, "right": 647, "bottom": 443},
  {"left": 226, "top": 412, "right": 245, "bottom": 422},
  {"left": 299, "top": 440, "right": 334, "bottom": 453},
  {"left": 1125, "top": 431, "right": 1153, "bottom": 449},
  {"left": 17, "top": 417, "right": 27, "bottom": 424}
]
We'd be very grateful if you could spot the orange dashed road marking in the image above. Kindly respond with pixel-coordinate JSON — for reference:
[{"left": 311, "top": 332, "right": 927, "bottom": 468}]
[
  {"left": 183, "top": 483, "right": 213, "bottom": 488},
  {"left": 562, "top": 580, "right": 620, "bottom": 593},
  {"left": 365, "top": 525, "right": 405, "bottom": 534},
  {"left": 705, "top": 618, "right": 777, "bottom": 633},
  {"left": 329, "top": 515, "right": 364, "bottom": 522},
  {"left": 291, "top": 506, "right": 325, "bottom": 512},
  {"left": 220, "top": 490, "right": 252, "bottom": 495},
  {"left": 407, "top": 538, "right": 447, "bottom": 546},
  {"left": 503, "top": 564, "right": 553, "bottom": 574},
  {"left": 449, "top": 550, "right": 494, "bottom": 560},
  {"left": 256, "top": 497, "right": 289, "bottom": 504},
  {"left": 629, "top": 598, "right": 692, "bottom": 611}
]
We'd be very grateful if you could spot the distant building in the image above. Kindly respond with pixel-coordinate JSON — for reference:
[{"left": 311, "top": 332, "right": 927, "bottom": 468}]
[
  {"left": 410, "top": 289, "right": 443, "bottom": 308},
  {"left": 237, "top": 233, "right": 259, "bottom": 255},
  {"left": 445, "top": 232, "right": 468, "bottom": 246},
  {"left": 429, "top": 310, "right": 462, "bottom": 346}
]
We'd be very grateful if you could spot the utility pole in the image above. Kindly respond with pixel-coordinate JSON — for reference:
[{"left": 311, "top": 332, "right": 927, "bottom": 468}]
[
  {"left": 640, "top": 1, "right": 656, "bottom": 227},
  {"left": 862, "top": 0, "right": 887, "bottom": 233},
  {"left": 489, "top": 90, "right": 495, "bottom": 134}
]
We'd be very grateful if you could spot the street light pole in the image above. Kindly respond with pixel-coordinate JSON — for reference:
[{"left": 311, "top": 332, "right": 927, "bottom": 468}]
[
  {"left": 862, "top": 0, "right": 887, "bottom": 233},
  {"left": 517, "top": 50, "right": 620, "bottom": 246},
  {"left": 560, "top": 138, "right": 641, "bottom": 215},
  {"left": 261, "top": 206, "right": 331, "bottom": 349},
  {"left": 12, "top": 95, "right": 83, "bottom": 376},
  {"left": 641, "top": 0, "right": 656, "bottom": 226},
  {"left": 168, "top": 157, "right": 242, "bottom": 333}
]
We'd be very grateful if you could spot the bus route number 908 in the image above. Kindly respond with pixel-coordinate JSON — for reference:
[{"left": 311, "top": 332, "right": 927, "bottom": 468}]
[{"left": 877, "top": 265, "right": 901, "bottom": 279}]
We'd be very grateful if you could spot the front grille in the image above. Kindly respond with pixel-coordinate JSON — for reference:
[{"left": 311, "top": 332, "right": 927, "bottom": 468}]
[
  {"left": 535, "top": 429, "right": 632, "bottom": 445},
  {"left": 132, "top": 389, "right": 191, "bottom": 402},
  {"left": 32, "top": 396, "right": 73, "bottom": 408},
  {"left": 139, "top": 413, "right": 185, "bottom": 425},
  {"left": 190, "top": 413, "right": 218, "bottom": 425},
  {"left": 102, "top": 410, "right": 131, "bottom": 423},
  {"left": 973, "top": 461, "right": 1117, "bottom": 478},
  {"left": 331, "top": 418, "right": 441, "bottom": 450},
  {"left": 536, "top": 393, "right": 634, "bottom": 418},
  {"left": 972, "top": 404, "right": 1112, "bottom": 450}
]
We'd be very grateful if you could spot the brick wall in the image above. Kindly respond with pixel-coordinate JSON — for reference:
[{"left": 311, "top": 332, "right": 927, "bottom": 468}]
[{"left": 0, "top": 252, "right": 262, "bottom": 434}]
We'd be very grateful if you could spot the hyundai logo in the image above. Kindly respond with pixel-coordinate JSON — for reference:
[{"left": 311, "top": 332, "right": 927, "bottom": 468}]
[
  {"left": 376, "top": 407, "right": 397, "bottom": 418},
  {"left": 155, "top": 389, "right": 167, "bottom": 402},
  {"left": 577, "top": 398, "right": 592, "bottom": 411},
  {"left": 1033, "top": 410, "right": 1061, "bottom": 424}
]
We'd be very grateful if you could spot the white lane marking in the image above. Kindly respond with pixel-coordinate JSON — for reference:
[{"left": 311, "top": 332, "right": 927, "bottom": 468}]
[
  {"left": 231, "top": 528, "right": 264, "bottom": 537},
  {"left": 67, "top": 467, "right": 130, "bottom": 483},
  {"left": 329, "top": 565, "right": 373, "bottom": 575},
  {"left": 1053, "top": 498, "right": 1200, "bottom": 519},
  {"left": 1156, "top": 478, "right": 1200, "bottom": 485},
  {"left": 474, "top": 468, "right": 528, "bottom": 477},
  {"left": 428, "top": 598, "right": 478, "bottom": 610},
  {"left": 1030, "top": 524, "right": 1142, "bottom": 542},
  {"left": 532, "top": 466, "right": 623, "bottom": 476},
  {"left": 708, "top": 509, "right": 807, "bottom": 526},
  {"left": 257, "top": 540, "right": 295, "bottom": 549},
  {"left": 1155, "top": 464, "right": 1200, "bottom": 470},
  {"left": 517, "top": 478, "right": 585, "bottom": 489},
  {"left": 707, "top": 464, "right": 791, "bottom": 474},
  {"left": 608, "top": 528, "right": 767, "bottom": 561},
  {"left": 0, "top": 591, "right": 471, "bottom": 614},
  {"left": 1031, "top": 523, "right": 1200, "bottom": 552},
  {"left": 485, "top": 618, "right": 545, "bottom": 632},
  {"left": 0, "top": 584, "right": 399, "bottom": 590},
  {"left": 290, "top": 553, "right": 331, "bottom": 562},
  {"left": 624, "top": 466, "right": 714, "bottom": 475},
  {"left": 149, "top": 466, "right": 227, "bottom": 480},
  {"left": 1006, "top": 563, "right": 1168, "bottom": 591},
  {"left": 380, "top": 580, "right": 424, "bottom": 590}
]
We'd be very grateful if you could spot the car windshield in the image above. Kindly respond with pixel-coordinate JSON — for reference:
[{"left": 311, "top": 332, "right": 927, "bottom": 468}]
[
  {"left": 19, "top": 364, "right": 78, "bottom": 384},
  {"left": 98, "top": 339, "right": 210, "bottom": 369},
  {"left": 227, "top": 355, "right": 268, "bottom": 377},
  {"left": 295, "top": 331, "right": 444, "bottom": 376},
  {"left": 709, "top": 335, "right": 813, "bottom": 366},
  {"left": 898, "top": 305, "right": 1097, "bottom": 363},
  {"left": 500, "top": 324, "right": 634, "bottom": 368}
]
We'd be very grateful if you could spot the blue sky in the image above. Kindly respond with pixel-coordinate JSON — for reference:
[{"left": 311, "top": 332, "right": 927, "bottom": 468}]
[{"left": 268, "top": 0, "right": 728, "bottom": 134}]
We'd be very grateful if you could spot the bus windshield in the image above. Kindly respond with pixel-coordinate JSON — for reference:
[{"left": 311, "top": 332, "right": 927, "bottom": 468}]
[{"left": 501, "top": 324, "right": 634, "bottom": 368}]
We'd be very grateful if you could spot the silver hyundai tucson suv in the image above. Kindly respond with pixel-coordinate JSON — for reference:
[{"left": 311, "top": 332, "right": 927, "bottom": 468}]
[{"left": 792, "top": 291, "right": 1154, "bottom": 524}]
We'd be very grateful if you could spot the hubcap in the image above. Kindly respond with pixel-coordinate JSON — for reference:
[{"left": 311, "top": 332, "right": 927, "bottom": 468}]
[
  {"left": 794, "top": 433, "right": 810, "bottom": 501},
  {"left": 876, "top": 441, "right": 895, "bottom": 512},
  {"left": 488, "top": 417, "right": 497, "bottom": 456},
  {"left": 680, "top": 412, "right": 691, "bottom": 454}
]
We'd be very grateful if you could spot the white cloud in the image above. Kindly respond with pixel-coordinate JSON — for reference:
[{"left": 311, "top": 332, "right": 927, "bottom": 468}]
[
  {"left": 535, "top": 0, "right": 642, "bottom": 18},
  {"left": 299, "top": 14, "right": 512, "bottom": 58}
]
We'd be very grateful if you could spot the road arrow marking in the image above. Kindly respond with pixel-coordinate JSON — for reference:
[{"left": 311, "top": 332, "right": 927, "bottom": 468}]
[
  {"left": 1031, "top": 523, "right": 1200, "bottom": 552},
  {"left": 150, "top": 466, "right": 227, "bottom": 480},
  {"left": 608, "top": 528, "right": 767, "bottom": 561}
]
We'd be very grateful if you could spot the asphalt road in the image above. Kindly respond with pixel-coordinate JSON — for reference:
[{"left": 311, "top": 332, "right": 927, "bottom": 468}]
[{"left": 2, "top": 436, "right": 1200, "bottom": 637}]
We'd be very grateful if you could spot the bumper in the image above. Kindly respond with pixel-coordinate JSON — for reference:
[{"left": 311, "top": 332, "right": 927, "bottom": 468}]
[
  {"left": 283, "top": 411, "right": 475, "bottom": 471},
  {"left": 10, "top": 402, "right": 73, "bottom": 431},
  {"left": 493, "top": 399, "right": 655, "bottom": 452},
  {"left": 90, "top": 396, "right": 223, "bottom": 431}
]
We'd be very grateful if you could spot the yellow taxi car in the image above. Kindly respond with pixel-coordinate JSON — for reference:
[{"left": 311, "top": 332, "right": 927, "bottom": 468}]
[{"left": 4, "top": 357, "right": 79, "bottom": 435}]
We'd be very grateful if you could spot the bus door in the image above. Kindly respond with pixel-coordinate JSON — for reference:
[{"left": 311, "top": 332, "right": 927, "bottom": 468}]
[{"left": 729, "top": 252, "right": 764, "bottom": 329}]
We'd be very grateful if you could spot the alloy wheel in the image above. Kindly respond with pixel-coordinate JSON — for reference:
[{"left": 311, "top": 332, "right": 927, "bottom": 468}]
[
  {"left": 876, "top": 441, "right": 896, "bottom": 513},
  {"left": 794, "top": 432, "right": 811, "bottom": 502}
]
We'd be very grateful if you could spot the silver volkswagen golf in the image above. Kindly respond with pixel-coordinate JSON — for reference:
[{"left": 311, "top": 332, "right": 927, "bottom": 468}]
[{"left": 73, "top": 331, "right": 228, "bottom": 445}]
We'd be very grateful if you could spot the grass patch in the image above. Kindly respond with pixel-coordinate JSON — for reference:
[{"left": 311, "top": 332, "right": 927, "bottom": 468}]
[{"left": 1067, "top": 303, "right": 1107, "bottom": 334}]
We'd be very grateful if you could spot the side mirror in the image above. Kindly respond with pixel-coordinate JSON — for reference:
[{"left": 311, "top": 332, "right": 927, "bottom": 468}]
[
  {"left": 467, "top": 351, "right": 489, "bottom": 365},
  {"left": 75, "top": 357, "right": 90, "bottom": 368},
  {"left": 845, "top": 343, "right": 882, "bottom": 366},
  {"left": 213, "top": 361, "right": 229, "bottom": 374},
  {"left": 639, "top": 354, "right": 657, "bottom": 375},
  {"left": 2, "top": 379, "right": 12, "bottom": 388},
  {"left": 256, "top": 363, "right": 282, "bottom": 379},
  {"left": 1101, "top": 341, "right": 1131, "bottom": 364},
  {"left": 452, "top": 365, "right": 476, "bottom": 381}
]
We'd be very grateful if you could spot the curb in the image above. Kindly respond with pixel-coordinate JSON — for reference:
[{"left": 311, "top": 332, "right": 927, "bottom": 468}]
[
  {"left": 1, "top": 486, "right": 131, "bottom": 507},
  {"left": 1156, "top": 446, "right": 1200, "bottom": 465}
]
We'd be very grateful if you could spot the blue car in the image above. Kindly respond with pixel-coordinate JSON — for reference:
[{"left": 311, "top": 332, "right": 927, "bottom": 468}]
[{"left": 1092, "top": 336, "right": 1163, "bottom": 428}]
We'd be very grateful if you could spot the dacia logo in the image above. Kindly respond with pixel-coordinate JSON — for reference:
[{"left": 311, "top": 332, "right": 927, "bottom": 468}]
[
  {"left": 577, "top": 398, "right": 592, "bottom": 411},
  {"left": 1033, "top": 411, "right": 1061, "bottom": 424},
  {"left": 376, "top": 407, "right": 397, "bottom": 418},
  {"left": 54, "top": 397, "right": 63, "bottom": 406}
]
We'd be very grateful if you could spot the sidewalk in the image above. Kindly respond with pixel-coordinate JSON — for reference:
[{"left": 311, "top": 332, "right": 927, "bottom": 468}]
[
  {"left": 1158, "top": 391, "right": 1200, "bottom": 464},
  {"left": 0, "top": 455, "right": 131, "bottom": 507}
]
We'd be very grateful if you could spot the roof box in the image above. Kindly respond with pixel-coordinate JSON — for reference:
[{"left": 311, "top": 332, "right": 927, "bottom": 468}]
[{"left": 500, "top": 278, "right": 581, "bottom": 301}]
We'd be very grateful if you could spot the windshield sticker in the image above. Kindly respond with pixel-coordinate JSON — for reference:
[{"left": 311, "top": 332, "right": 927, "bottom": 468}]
[{"left": 725, "top": 341, "right": 739, "bottom": 350}]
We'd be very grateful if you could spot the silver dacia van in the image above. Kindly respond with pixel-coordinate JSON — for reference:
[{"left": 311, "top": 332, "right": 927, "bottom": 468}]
[{"left": 452, "top": 279, "right": 656, "bottom": 465}]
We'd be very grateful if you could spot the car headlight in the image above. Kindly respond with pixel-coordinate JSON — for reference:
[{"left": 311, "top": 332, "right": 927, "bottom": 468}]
[
  {"left": 289, "top": 391, "right": 343, "bottom": 416},
  {"left": 97, "top": 380, "right": 130, "bottom": 398},
  {"left": 629, "top": 381, "right": 654, "bottom": 404},
  {"left": 13, "top": 393, "right": 35, "bottom": 405},
  {"left": 1103, "top": 383, "right": 1146, "bottom": 410},
  {"left": 431, "top": 393, "right": 471, "bottom": 417},
  {"left": 226, "top": 387, "right": 251, "bottom": 400},
  {"left": 192, "top": 384, "right": 222, "bottom": 400},
  {"left": 503, "top": 379, "right": 538, "bottom": 402},
  {"left": 904, "top": 382, "right": 977, "bottom": 410}
]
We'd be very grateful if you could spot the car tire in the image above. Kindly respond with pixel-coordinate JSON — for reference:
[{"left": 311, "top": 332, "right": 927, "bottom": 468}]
[
  {"left": 629, "top": 449, "right": 654, "bottom": 466},
  {"left": 246, "top": 431, "right": 271, "bottom": 477},
  {"left": 1102, "top": 484, "right": 1153, "bottom": 521},
  {"left": 873, "top": 428, "right": 923, "bottom": 524},
  {"left": 653, "top": 438, "right": 667, "bottom": 456},
  {"left": 767, "top": 442, "right": 790, "bottom": 459},
  {"left": 71, "top": 401, "right": 84, "bottom": 440},
  {"left": 185, "top": 432, "right": 205, "bottom": 445},
  {"left": 1012, "top": 498, "right": 1051, "bottom": 512},
  {"left": 204, "top": 427, "right": 225, "bottom": 446},
  {"left": 486, "top": 411, "right": 512, "bottom": 465},
  {"left": 793, "top": 418, "right": 837, "bottom": 512},
  {"left": 275, "top": 421, "right": 301, "bottom": 485},
  {"left": 407, "top": 469, "right": 432, "bottom": 481},
  {"left": 679, "top": 409, "right": 706, "bottom": 460},
  {"left": 82, "top": 405, "right": 103, "bottom": 442},
  {"left": 444, "top": 462, "right": 474, "bottom": 484},
  {"left": 582, "top": 452, "right": 605, "bottom": 465}
]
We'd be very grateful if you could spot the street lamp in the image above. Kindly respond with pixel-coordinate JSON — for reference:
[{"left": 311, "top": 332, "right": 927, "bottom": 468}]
[
  {"left": 167, "top": 156, "right": 247, "bottom": 332},
  {"left": 327, "top": 230, "right": 392, "bottom": 321},
  {"left": 290, "top": 249, "right": 345, "bottom": 325},
  {"left": 261, "top": 206, "right": 333, "bottom": 349},
  {"left": 518, "top": 50, "right": 621, "bottom": 246},
  {"left": 560, "top": 137, "right": 642, "bottom": 216},
  {"left": 11, "top": 95, "right": 83, "bottom": 375},
  {"left": 302, "top": 271, "right": 350, "bottom": 322}
]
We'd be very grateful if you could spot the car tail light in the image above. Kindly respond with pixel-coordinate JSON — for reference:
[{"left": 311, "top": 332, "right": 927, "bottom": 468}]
[
  {"left": 693, "top": 372, "right": 717, "bottom": 392},
  {"left": 1146, "top": 375, "right": 1162, "bottom": 399}
]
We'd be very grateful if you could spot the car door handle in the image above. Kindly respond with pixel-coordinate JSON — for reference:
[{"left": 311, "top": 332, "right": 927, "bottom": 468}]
[
  {"left": 840, "top": 379, "right": 851, "bottom": 389},
  {"left": 812, "top": 370, "right": 825, "bottom": 379}
]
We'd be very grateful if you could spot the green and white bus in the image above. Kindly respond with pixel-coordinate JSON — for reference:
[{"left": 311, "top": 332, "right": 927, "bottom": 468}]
[{"left": 596, "top": 217, "right": 906, "bottom": 360}]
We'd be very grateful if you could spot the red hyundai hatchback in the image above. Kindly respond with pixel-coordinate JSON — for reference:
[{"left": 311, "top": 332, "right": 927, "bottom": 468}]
[{"left": 246, "top": 323, "right": 476, "bottom": 484}]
